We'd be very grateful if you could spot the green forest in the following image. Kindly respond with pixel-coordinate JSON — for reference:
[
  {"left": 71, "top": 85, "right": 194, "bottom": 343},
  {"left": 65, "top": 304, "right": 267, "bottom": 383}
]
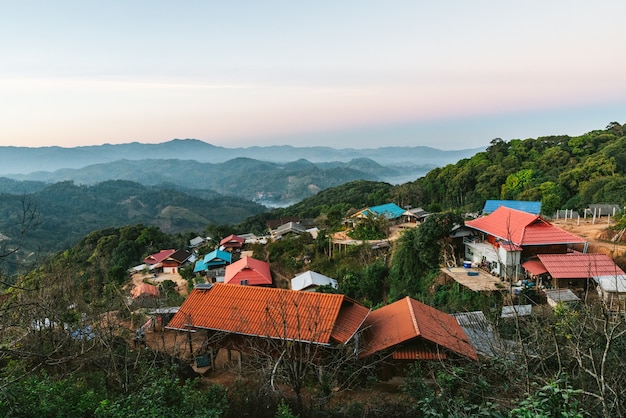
[{"left": 1, "top": 123, "right": 626, "bottom": 417}]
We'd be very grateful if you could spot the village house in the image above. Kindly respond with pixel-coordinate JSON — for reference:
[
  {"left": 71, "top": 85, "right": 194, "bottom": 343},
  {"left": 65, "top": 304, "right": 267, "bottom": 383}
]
[
  {"left": 224, "top": 256, "right": 272, "bottom": 286},
  {"left": 143, "top": 249, "right": 177, "bottom": 269},
  {"left": 464, "top": 206, "right": 586, "bottom": 282},
  {"left": 524, "top": 252, "right": 626, "bottom": 290},
  {"left": 189, "top": 236, "right": 207, "bottom": 248},
  {"left": 166, "top": 283, "right": 370, "bottom": 368},
  {"left": 193, "top": 249, "right": 232, "bottom": 274},
  {"left": 359, "top": 296, "right": 477, "bottom": 379},
  {"left": 271, "top": 221, "right": 307, "bottom": 240},
  {"left": 402, "top": 207, "right": 430, "bottom": 224},
  {"left": 161, "top": 249, "right": 193, "bottom": 274},
  {"left": 165, "top": 283, "right": 477, "bottom": 379},
  {"left": 219, "top": 234, "right": 245, "bottom": 251},
  {"left": 290, "top": 270, "right": 338, "bottom": 292},
  {"left": 352, "top": 202, "right": 405, "bottom": 222}
]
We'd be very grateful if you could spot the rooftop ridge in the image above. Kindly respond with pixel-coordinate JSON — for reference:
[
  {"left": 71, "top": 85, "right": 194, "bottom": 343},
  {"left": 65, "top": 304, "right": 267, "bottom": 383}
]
[{"left": 406, "top": 296, "right": 420, "bottom": 337}]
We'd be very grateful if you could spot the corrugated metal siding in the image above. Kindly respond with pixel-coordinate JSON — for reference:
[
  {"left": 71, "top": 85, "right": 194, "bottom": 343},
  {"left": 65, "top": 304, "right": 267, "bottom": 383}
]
[
  {"left": 167, "top": 284, "right": 365, "bottom": 345},
  {"left": 392, "top": 347, "right": 446, "bottom": 361}
]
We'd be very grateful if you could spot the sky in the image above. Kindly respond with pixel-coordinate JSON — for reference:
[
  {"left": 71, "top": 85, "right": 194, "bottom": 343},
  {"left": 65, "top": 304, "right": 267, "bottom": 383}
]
[{"left": 1, "top": 1, "right": 626, "bottom": 150}]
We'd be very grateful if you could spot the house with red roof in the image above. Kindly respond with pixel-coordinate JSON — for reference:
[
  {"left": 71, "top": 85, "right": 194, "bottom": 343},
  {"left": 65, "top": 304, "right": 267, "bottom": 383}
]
[
  {"left": 144, "top": 249, "right": 177, "bottom": 266},
  {"left": 224, "top": 256, "right": 272, "bottom": 286},
  {"left": 359, "top": 296, "right": 477, "bottom": 378},
  {"left": 167, "top": 283, "right": 369, "bottom": 345},
  {"left": 522, "top": 253, "right": 626, "bottom": 290},
  {"left": 166, "top": 283, "right": 370, "bottom": 368},
  {"left": 161, "top": 249, "right": 193, "bottom": 274},
  {"left": 464, "top": 206, "right": 586, "bottom": 281},
  {"left": 219, "top": 234, "right": 244, "bottom": 251}
]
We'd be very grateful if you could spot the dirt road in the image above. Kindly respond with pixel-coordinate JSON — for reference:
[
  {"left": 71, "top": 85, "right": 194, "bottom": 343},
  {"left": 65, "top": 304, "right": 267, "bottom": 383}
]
[{"left": 552, "top": 217, "right": 626, "bottom": 258}]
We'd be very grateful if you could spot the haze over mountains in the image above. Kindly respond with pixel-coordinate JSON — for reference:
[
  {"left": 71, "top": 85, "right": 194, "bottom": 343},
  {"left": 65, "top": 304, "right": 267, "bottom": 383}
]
[
  {"left": 0, "top": 139, "right": 484, "bottom": 205},
  {"left": 0, "top": 139, "right": 484, "bottom": 176}
]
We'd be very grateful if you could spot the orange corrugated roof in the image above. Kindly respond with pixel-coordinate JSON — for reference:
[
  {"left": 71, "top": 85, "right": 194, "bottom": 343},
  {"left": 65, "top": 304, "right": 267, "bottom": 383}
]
[
  {"left": 331, "top": 299, "right": 371, "bottom": 344},
  {"left": 466, "top": 206, "right": 585, "bottom": 246},
  {"left": 360, "top": 297, "right": 477, "bottom": 360},
  {"left": 224, "top": 256, "right": 272, "bottom": 285},
  {"left": 166, "top": 283, "right": 369, "bottom": 345},
  {"left": 538, "top": 253, "right": 626, "bottom": 279}
]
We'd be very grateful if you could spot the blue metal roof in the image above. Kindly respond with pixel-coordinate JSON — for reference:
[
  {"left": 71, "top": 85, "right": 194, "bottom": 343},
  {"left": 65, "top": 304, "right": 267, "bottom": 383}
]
[
  {"left": 193, "top": 259, "right": 209, "bottom": 273},
  {"left": 203, "top": 249, "right": 232, "bottom": 265},
  {"left": 482, "top": 200, "right": 541, "bottom": 215},
  {"left": 195, "top": 249, "right": 233, "bottom": 273},
  {"left": 363, "top": 203, "right": 405, "bottom": 219}
]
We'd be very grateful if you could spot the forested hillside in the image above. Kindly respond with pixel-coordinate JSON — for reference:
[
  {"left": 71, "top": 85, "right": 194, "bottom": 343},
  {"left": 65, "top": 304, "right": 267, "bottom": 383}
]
[
  {"left": 234, "top": 180, "right": 394, "bottom": 234},
  {"left": 7, "top": 157, "right": 390, "bottom": 204},
  {"left": 414, "top": 122, "right": 626, "bottom": 215},
  {"left": 0, "top": 180, "right": 266, "bottom": 268}
]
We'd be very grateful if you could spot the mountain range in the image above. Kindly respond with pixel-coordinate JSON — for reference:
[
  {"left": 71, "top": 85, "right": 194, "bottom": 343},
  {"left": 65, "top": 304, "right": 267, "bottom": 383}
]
[
  {"left": 0, "top": 140, "right": 484, "bottom": 205},
  {"left": 0, "top": 139, "right": 484, "bottom": 175}
]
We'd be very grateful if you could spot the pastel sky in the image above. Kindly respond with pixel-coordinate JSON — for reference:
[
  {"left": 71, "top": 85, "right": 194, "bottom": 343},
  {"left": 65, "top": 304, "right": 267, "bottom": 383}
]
[{"left": 1, "top": 1, "right": 626, "bottom": 150}]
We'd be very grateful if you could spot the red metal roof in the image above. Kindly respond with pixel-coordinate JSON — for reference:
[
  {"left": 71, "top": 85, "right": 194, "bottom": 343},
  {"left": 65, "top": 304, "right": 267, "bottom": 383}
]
[
  {"left": 224, "top": 256, "right": 272, "bottom": 286},
  {"left": 166, "top": 283, "right": 370, "bottom": 345},
  {"left": 144, "top": 249, "right": 176, "bottom": 265},
  {"left": 522, "top": 259, "right": 548, "bottom": 276},
  {"left": 466, "top": 206, "right": 585, "bottom": 246},
  {"left": 220, "top": 234, "right": 244, "bottom": 247},
  {"left": 537, "top": 253, "right": 626, "bottom": 279},
  {"left": 360, "top": 297, "right": 477, "bottom": 360}
]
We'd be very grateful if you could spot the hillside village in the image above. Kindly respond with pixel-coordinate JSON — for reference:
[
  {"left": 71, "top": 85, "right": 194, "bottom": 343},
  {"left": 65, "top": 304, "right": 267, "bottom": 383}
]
[
  {"left": 3, "top": 125, "right": 626, "bottom": 416},
  {"left": 123, "top": 199, "right": 626, "bottom": 401}
]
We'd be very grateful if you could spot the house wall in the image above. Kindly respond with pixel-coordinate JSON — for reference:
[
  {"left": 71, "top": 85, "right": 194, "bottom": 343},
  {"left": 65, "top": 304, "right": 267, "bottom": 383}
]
[
  {"left": 162, "top": 261, "right": 180, "bottom": 274},
  {"left": 521, "top": 244, "right": 568, "bottom": 259},
  {"left": 497, "top": 247, "right": 523, "bottom": 281}
]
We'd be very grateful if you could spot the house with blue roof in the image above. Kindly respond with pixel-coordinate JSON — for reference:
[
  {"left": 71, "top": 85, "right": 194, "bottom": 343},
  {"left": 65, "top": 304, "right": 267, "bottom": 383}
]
[
  {"left": 355, "top": 203, "right": 405, "bottom": 220},
  {"left": 482, "top": 200, "right": 541, "bottom": 215},
  {"left": 193, "top": 249, "right": 232, "bottom": 273}
]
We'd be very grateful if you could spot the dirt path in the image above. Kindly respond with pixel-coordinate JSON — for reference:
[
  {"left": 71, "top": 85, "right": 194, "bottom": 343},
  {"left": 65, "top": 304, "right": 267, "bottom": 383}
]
[
  {"left": 127, "top": 271, "right": 189, "bottom": 296},
  {"left": 552, "top": 218, "right": 626, "bottom": 257}
]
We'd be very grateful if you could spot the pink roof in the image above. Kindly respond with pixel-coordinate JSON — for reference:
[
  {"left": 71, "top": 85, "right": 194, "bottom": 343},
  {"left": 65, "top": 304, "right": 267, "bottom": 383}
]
[
  {"left": 360, "top": 297, "right": 477, "bottom": 360},
  {"left": 537, "top": 253, "right": 626, "bottom": 279},
  {"left": 144, "top": 249, "right": 176, "bottom": 265},
  {"left": 220, "top": 234, "right": 245, "bottom": 247},
  {"left": 466, "top": 206, "right": 585, "bottom": 246},
  {"left": 224, "top": 256, "right": 272, "bottom": 286}
]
